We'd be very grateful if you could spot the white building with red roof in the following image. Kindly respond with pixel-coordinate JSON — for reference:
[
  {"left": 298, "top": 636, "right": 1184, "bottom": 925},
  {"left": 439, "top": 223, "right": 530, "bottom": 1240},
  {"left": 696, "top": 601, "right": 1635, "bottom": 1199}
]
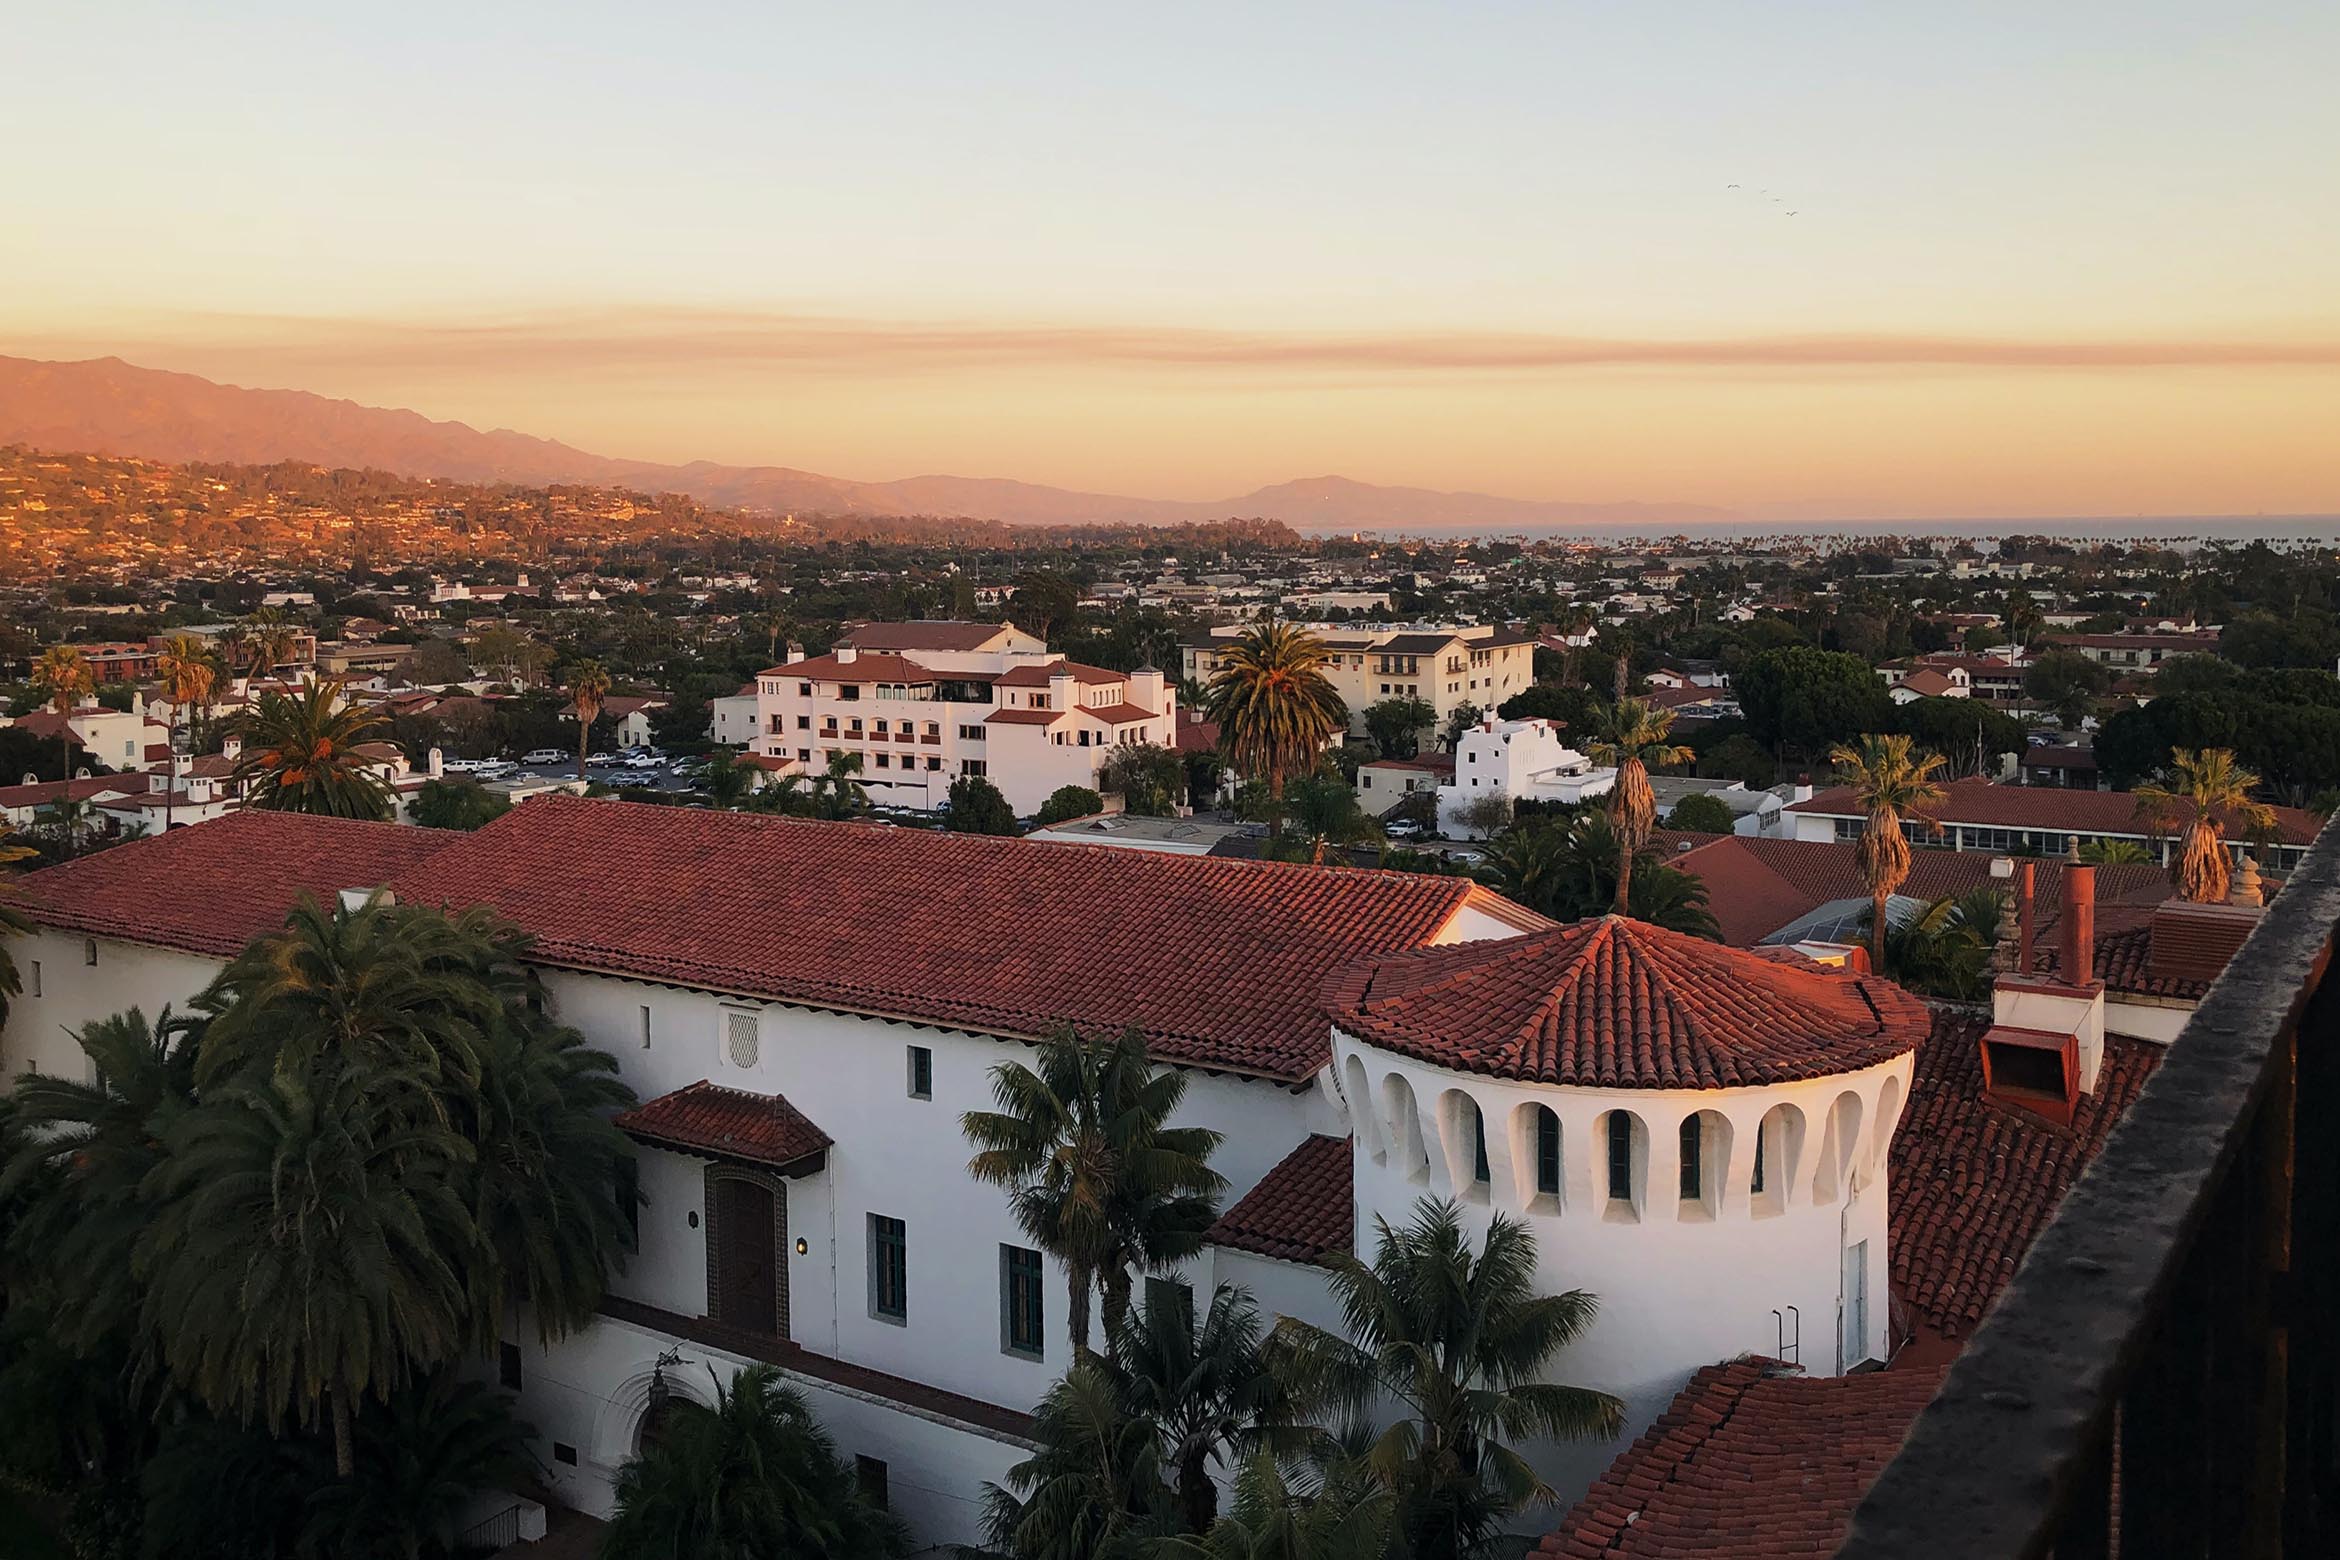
[{"left": 750, "top": 622, "right": 1178, "bottom": 815}]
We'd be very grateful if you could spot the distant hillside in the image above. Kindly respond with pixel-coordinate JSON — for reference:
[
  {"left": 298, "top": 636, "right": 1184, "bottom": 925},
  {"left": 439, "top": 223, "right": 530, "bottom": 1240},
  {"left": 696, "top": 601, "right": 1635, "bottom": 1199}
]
[{"left": 0, "top": 353, "right": 1736, "bottom": 530}]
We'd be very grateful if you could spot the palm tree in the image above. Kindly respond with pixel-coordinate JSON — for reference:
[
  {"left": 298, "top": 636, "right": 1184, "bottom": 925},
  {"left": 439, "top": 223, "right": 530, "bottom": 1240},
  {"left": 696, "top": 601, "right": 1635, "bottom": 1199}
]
[
  {"left": 247, "top": 619, "right": 300, "bottom": 683},
  {"left": 603, "top": 1363, "right": 907, "bottom": 1560},
  {"left": 1204, "top": 621, "right": 1348, "bottom": 802},
  {"left": 1584, "top": 698, "right": 1693, "bottom": 913},
  {"left": 1142, "top": 1451, "right": 1395, "bottom": 1560},
  {"left": 979, "top": 1359, "right": 1168, "bottom": 1560},
  {"left": 2, "top": 1008, "right": 204, "bottom": 1352},
  {"left": 819, "top": 748, "right": 870, "bottom": 819},
  {"left": 2077, "top": 838, "right": 2154, "bottom": 866},
  {"left": 135, "top": 1059, "right": 477, "bottom": 1476},
  {"left": 300, "top": 1373, "right": 536, "bottom": 1560},
  {"left": 2137, "top": 747, "right": 2279, "bottom": 903},
  {"left": 1877, "top": 889, "right": 2003, "bottom": 1002},
  {"left": 1111, "top": 1284, "right": 1300, "bottom": 1533},
  {"left": 154, "top": 634, "right": 219, "bottom": 832},
  {"left": 963, "top": 1026, "right": 1227, "bottom": 1354},
  {"left": 233, "top": 680, "right": 396, "bottom": 819},
  {"left": 1269, "top": 1198, "right": 1623, "bottom": 1560},
  {"left": 1827, "top": 733, "right": 1949, "bottom": 969},
  {"left": 32, "top": 644, "right": 94, "bottom": 804},
  {"left": 564, "top": 659, "right": 612, "bottom": 781}
]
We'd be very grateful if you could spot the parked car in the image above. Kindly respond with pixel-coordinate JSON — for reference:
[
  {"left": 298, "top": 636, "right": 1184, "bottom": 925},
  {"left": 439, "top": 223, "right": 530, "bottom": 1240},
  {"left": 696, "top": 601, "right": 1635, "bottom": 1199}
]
[
  {"left": 440, "top": 757, "right": 481, "bottom": 774},
  {"left": 520, "top": 748, "right": 567, "bottom": 766},
  {"left": 585, "top": 752, "right": 619, "bottom": 767},
  {"left": 1384, "top": 820, "right": 1424, "bottom": 840},
  {"left": 623, "top": 753, "right": 663, "bottom": 770},
  {"left": 473, "top": 760, "right": 518, "bottom": 780},
  {"left": 1447, "top": 849, "right": 1485, "bottom": 866}
]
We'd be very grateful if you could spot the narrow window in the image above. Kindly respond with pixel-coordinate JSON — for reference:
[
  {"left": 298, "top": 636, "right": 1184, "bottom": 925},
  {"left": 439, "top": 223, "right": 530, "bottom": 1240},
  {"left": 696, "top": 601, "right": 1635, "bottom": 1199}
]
[
  {"left": 1001, "top": 1245, "right": 1044, "bottom": 1358},
  {"left": 84, "top": 939, "right": 98, "bottom": 967},
  {"left": 1606, "top": 1113, "right": 1632, "bottom": 1202},
  {"left": 26, "top": 961, "right": 38, "bottom": 999},
  {"left": 639, "top": 1004, "right": 652, "bottom": 1050},
  {"left": 1471, "top": 1106, "right": 1490, "bottom": 1186},
  {"left": 856, "top": 1455, "right": 890, "bottom": 1510},
  {"left": 615, "top": 1156, "right": 640, "bottom": 1254},
  {"left": 1751, "top": 1119, "right": 1768, "bottom": 1196},
  {"left": 498, "top": 1341, "right": 523, "bottom": 1391},
  {"left": 907, "top": 1045, "right": 933, "bottom": 1100},
  {"left": 1535, "top": 1107, "right": 1560, "bottom": 1197},
  {"left": 1679, "top": 1118, "right": 1703, "bottom": 1200},
  {"left": 870, "top": 1214, "right": 908, "bottom": 1322}
]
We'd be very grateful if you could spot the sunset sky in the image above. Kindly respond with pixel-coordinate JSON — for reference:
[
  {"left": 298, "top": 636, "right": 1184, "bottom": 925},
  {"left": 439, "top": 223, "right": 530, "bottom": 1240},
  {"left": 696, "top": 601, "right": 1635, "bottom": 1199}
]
[{"left": 7, "top": 1, "right": 2337, "bottom": 519}]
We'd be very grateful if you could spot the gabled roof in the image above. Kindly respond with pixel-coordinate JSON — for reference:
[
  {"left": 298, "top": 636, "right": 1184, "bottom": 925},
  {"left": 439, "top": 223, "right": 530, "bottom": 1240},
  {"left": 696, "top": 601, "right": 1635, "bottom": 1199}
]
[
  {"left": 1889, "top": 1013, "right": 2159, "bottom": 1338},
  {"left": 386, "top": 796, "right": 1502, "bottom": 1080},
  {"left": 837, "top": 620, "right": 1020, "bottom": 653},
  {"left": 1538, "top": 1359, "right": 1944, "bottom": 1559},
  {"left": 0, "top": 774, "right": 129, "bottom": 809},
  {"left": 13, "top": 810, "right": 458, "bottom": 959},
  {"left": 1323, "top": 915, "right": 1929, "bottom": 1088},
  {"left": 1205, "top": 1134, "right": 1352, "bottom": 1265},
  {"left": 992, "top": 660, "right": 1125, "bottom": 688},
  {"left": 616, "top": 1080, "right": 831, "bottom": 1170}
]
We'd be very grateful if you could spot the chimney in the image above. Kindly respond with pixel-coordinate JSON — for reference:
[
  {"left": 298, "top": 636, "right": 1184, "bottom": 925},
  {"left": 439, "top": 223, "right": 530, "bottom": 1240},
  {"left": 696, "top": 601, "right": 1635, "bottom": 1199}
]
[
  {"left": 1128, "top": 663, "right": 1166, "bottom": 716},
  {"left": 835, "top": 645, "right": 858, "bottom": 665},
  {"left": 2016, "top": 862, "right": 2037, "bottom": 977},
  {"left": 221, "top": 733, "right": 244, "bottom": 764},
  {"left": 784, "top": 641, "right": 806, "bottom": 665},
  {"left": 2065, "top": 865, "right": 2095, "bottom": 988}
]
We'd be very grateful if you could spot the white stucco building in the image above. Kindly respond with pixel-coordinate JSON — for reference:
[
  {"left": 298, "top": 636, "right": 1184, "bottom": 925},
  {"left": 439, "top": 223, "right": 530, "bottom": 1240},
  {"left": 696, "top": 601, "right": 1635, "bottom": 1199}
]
[
  {"left": 1181, "top": 622, "right": 1536, "bottom": 739},
  {"left": 750, "top": 621, "right": 1178, "bottom": 815},
  {"left": 1439, "top": 716, "right": 1616, "bottom": 838}
]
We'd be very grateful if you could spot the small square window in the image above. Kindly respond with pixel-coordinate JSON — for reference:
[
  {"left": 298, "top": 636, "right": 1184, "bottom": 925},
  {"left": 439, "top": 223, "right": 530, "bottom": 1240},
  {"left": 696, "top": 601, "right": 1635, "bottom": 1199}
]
[
  {"left": 552, "top": 1442, "right": 577, "bottom": 1467},
  {"left": 907, "top": 1045, "right": 932, "bottom": 1100},
  {"left": 498, "top": 1341, "right": 523, "bottom": 1391},
  {"left": 855, "top": 1455, "right": 890, "bottom": 1509}
]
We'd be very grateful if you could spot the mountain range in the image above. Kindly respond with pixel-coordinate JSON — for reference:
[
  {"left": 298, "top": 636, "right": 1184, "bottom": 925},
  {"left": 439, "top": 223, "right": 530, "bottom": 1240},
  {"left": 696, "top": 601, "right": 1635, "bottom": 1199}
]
[{"left": 0, "top": 353, "right": 1735, "bottom": 531}]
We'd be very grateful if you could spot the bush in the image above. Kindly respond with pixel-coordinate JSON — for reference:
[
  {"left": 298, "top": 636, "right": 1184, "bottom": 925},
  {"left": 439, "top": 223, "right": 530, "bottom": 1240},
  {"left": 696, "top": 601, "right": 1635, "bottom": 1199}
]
[
  {"left": 945, "top": 774, "right": 1019, "bottom": 835},
  {"left": 1033, "top": 785, "right": 1104, "bottom": 826},
  {"left": 1665, "top": 791, "right": 1738, "bottom": 835}
]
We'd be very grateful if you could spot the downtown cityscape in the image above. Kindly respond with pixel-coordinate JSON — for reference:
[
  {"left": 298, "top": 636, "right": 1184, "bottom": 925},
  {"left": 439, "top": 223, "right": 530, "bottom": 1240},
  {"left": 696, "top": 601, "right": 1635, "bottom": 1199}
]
[{"left": 2, "top": 5, "right": 2336, "bottom": 1559}]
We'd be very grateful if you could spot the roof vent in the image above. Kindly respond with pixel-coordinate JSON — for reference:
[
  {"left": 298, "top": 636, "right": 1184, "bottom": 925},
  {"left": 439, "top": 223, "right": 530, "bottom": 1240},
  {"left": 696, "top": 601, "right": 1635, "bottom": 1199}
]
[{"left": 2148, "top": 899, "right": 2263, "bottom": 985}]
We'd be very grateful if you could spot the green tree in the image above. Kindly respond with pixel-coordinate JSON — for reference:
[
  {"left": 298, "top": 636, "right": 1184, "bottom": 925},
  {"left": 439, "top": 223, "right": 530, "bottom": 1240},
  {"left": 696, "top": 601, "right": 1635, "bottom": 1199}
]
[
  {"left": 1100, "top": 742, "right": 1187, "bottom": 817},
  {"left": 1693, "top": 731, "right": 1776, "bottom": 788},
  {"left": 1664, "top": 790, "right": 1737, "bottom": 835},
  {"left": 948, "top": 773, "right": 1021, "bottom": 835},
  {"left": 603, "top": 1364, "right": 907, "bottom": 1560},
  {"left": 1204, "top": 623, "right": 1348, "bottom": 801},
  {"left": 1876, "top": 889, "right": 2004, "bottom": 1002},
  {"left": 701, "top": 748, "right": 753, "bottom": 808},
  {"left": 32, "top": 645, "right": 94, "bottom": 804},
  {"left": 1735, "top": 647, "right": 1892, "bottom": 758},
  {"left": 154, "top": 634, "right": 219, "bottom": 834},
  {"left": 2022, "top": 649, "right": 2113, "bottom": 727},
  {"left": 1269, "top": 1199, "right": 1623, "bottom": 1559},
  {"left": 2137, "top": 747, "right": 2278, "bottom": 903},
  {"left": 1439, "top": 702, "right": 1484, "bottom": 754},
  {"left": 1889, "top": 696, "right": 2025, "bottom": 780},
  {"left": 232, "top": 681, "right": 395, "bottom": 820},
  {"left": 1142, "top": 1452, "right": 1395, "bottom": 1560},
  {"left": 1363, "top": 697, "right": 1436, "bottom": 761},
  {"left": 979, "top": 1358, "right": 1167, "bottom": 1560},
  {"left": 1584, "top": 698, "right": 1694, "bottom": 913},
  {"left": 963, "top": 1027, "right": 1227, "bottom": 1353},
  {"left": 1113, "top": 1285, "right": 1300, "bottom": 1533},
  {"left": 817, "top": 749, "right": 870, "bottom": 819},
  {"left": 299, "top": 1374, "right": 535, "bottom": 1560},
  {"left": 1034, "top": 785, "right": 1105, "bottom": 826},
  {"left": 1829, "top": 733, "right": 1949, "bottom": 969},
  {"left": 562, "top": 659, "right": 612, "bottom": 782},
  {"left": 1263, "top": 770, "right": 1378, "bottom": 865},
  {"left": 407, "top": 777, "right": 511, "bottom": 832}
]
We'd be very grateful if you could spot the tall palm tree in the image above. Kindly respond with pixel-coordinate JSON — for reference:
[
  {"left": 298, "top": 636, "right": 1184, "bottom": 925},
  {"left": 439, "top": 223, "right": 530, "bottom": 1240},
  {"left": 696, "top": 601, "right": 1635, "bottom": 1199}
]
[
  {"left": 135, "top": 1059, "right": 478, "bottom": 1476},
  {"left": 1584, "top": 698, "right": 1694, "bottom": 913},
  {"left": 32, "top": 644, "right": 94, "bottom": 804},
  {"left": 154, "top": 633, "right": 219, "bottom": 832},
  {"left": 603, "top": 1363, "right": 907, "bottom": 1560},
  {"left": 1204, "top": 621, "right": 1347, "bottom": 802},
  {"left": 1142, "top": 1451, "right": 1395, "bottom": 1560},
  {"left": 2137, "top": 747, "right": 2280, "bottom": 903},
  {"left": 963, "top": 1026, "right": 1227, "bottom": 1353},
  {"left": 564, "top": 659, "right": 612, "bottom": 781},
  {"left": 233, "top": 680, "right": 396, "bottom": 819},
  {"left": 978, "top": 1358, "right": 1169, "bottom": 1560},
  {"left": 819, "top": 748, "right": 870, "bottom": 819},
  {"left": 1269, "top": 1198, "right": 1623, "bottom": 1560},
  {"left": 300, "top": 1372, "right": 537, "bottom": 1560},
  {"left": 1827, "top": 732, "right": 1949, "bottom": 969}
]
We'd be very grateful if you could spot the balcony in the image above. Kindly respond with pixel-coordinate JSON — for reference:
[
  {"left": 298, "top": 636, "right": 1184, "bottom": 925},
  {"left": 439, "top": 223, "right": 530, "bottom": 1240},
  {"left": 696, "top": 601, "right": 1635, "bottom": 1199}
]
[{"left": 1837, "top": 819, "right": 2340, "bottom": 1558}]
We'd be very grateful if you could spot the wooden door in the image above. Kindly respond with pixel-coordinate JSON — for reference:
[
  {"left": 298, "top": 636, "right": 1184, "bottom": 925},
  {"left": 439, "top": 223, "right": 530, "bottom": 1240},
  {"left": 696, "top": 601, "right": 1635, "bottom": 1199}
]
[{"left": 714, "top": 1175, "right": 781, "bottom": 1337}]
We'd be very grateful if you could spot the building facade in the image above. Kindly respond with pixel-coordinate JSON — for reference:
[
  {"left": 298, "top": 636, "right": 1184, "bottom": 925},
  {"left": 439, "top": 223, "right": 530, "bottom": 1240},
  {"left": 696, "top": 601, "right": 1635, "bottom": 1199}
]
[{"left": 1181, "top": 622, "right": 1536, "bottom": 737}]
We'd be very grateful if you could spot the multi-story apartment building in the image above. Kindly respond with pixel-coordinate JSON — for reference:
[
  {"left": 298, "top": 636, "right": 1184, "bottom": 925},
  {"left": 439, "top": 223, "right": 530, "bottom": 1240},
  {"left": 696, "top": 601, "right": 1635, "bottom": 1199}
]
[
  {"left": 1181, "top": 622, "right": 1536, "bottom": 736},
  {"left": 750, "top": 621, "right": 1177, "bottom": 815}
]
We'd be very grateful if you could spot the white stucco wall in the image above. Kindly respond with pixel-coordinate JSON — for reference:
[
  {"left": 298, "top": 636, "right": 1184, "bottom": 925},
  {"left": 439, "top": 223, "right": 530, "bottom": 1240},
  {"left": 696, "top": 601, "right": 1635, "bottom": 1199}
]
[
  {"left": 1330, "top": 1027, "right": 1909, "bottom": 1505},
  {"left": 1, "top": 929, "right": 223, "bottom": 1079}
]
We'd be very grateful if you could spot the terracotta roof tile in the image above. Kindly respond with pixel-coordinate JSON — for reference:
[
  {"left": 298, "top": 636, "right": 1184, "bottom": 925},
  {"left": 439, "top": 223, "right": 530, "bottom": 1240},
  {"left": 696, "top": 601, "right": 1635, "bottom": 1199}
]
[
  {"left": 1785, "top": 775, "right": 2321, "bottom": 845},
  {"left": 1323, "top": 916, "right": 1929, "bottom": 1088},
  {"left": 388, "top": 796, "right": 1484, "bottom": 1080},
  {"left": 14, "top": 810, "right": 458, "bottom": 959},
  {"left": 1206, "top": 1134, "right": 1352, "bottom": 1264},
  {"left": 838, "top": 620, "right": 1016, "bottom": 653},
  {"left": 616, "top": 1080, "right": 832, "bottom": 1169},
  {"left": 1538, "top": 1359, "right": 1943, "bottom": 1558},
  {"left": 993, "top": 660, "right": 1125, "bottom": 688},
  {"left": 757, "top": 652, "right": 935, "bottom": 682},
  {"left": 1888, "top": 1012, "right": 2159, "bottom": 1338}
]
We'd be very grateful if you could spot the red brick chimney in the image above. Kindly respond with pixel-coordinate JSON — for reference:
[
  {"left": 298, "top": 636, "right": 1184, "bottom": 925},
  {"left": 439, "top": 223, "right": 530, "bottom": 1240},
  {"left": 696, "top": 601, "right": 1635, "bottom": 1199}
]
[{"left": 2065, "top": 865, "right": 2095, "bottom": 987}]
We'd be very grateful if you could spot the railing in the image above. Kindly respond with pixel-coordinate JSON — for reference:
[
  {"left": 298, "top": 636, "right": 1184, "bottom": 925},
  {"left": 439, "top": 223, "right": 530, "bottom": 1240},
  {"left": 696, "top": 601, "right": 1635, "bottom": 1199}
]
[{"left": 1838, "top": 818, "right": 2340, "bottom": 1558}]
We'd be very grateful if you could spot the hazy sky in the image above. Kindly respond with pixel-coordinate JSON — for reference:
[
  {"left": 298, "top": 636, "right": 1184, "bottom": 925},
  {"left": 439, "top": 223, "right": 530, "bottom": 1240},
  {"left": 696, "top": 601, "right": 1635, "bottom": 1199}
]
[{"left": 7, "top": 1, "right": 2337, "bottom": 518}]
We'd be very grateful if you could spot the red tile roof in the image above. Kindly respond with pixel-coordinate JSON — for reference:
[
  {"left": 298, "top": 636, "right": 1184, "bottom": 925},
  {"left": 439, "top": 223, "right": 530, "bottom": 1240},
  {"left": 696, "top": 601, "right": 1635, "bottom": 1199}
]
[
  {"left": 1074, "top": 701, "right": 1163, "bottom": 724},
  {"left": 1324, "top": 916, "right": 1930, "bottom": 1088},
  {"left": 1786, "top": 775, "right": 2322, "bottom": 845},
  {"left": 1173, "top": 712, "right": 1221, "bottom": 754},
  {"left": 1889, "top": 1012, "right": 2159, "bottom": 1338},
  {"left": 616, "top": 1080, "right": 832, "bottom": 1169},
  {"left": 1206, "top": 1134, "right": 1353, "bottom": 1265},
  {"left": 1537, "top": 1359, "right": 1944, "bottom": 1559},
  {"left": 13, "top": 810, "right": 458, "bottom": 959},
  {"left": 993, "top": 660, "right": 1124, "bottom": 688},
  {"left": 983, "top": 708, "right": 1062, "bottom": 726},
  {"left": 1671, "top": 835, "right": 2171, "bottom": 948},
  {"left": 388, "top": 795, "right": 1495, "bottom": 1080},
  {"left": 0, "top": 774, "right": 130, "bottom": 809},
  {"left": 757, "top": 652, "right": 935, "bottom": 682}
]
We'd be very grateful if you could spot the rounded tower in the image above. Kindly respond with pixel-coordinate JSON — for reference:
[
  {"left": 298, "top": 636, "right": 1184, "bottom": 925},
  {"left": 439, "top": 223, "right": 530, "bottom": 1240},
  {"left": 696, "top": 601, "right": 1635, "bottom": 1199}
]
[{"left": 1322, "top": 915, "right": 1927, "bottom": 1496}]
